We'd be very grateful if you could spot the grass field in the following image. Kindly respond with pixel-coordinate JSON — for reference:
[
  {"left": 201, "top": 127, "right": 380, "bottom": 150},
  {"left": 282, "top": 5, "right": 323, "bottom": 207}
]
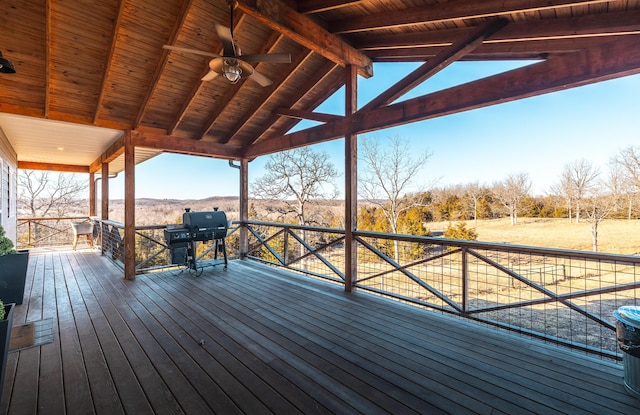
[{"left": 428, "top": 217, "right": 640, "bottom": 255}]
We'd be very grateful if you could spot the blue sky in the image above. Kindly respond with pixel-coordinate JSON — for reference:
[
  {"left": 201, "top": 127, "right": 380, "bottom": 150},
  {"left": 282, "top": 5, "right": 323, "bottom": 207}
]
[{"left": 109, "top": 61, "right": 640, "bottom": 199}]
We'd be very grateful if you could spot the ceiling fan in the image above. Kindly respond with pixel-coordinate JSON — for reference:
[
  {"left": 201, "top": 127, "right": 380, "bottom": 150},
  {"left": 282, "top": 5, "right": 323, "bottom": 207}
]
[{"left": 163, "top": 0, "right": 291, "bottom": 87}]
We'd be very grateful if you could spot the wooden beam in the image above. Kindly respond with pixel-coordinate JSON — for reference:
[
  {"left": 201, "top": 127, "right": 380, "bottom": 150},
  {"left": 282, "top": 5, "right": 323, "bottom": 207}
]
[
  {"left": 297, "top": 0, "right": 363, "bottom": 14},
  {"left": 355, "top": 10, "right": 640, "bottom": 51},
  {"left": 123, "top": 130, "right": 135, "bottom": 280},
  {"left": 330, "top": 0, "right": 616, "bottom": 34},
  {"left": 17, "top": 161, "right": 90, "bottom": 173},
  {"left": 90, "top": 133, "right": 126, "bottom": 173},
  {"left": 360, "top": 18, "right": 508, "bottom": 112},
  {"left": 132, "top": 131, "right": 242, "bottom": 159},
  {"left": 245, "top": 35, "right": 640, "bottom": 157},
  {"left": 236, "top": 0, "right": 373, "bottom": 77},
  {"left": 276, "top": 108, "right": 342, "bottom": 123}
]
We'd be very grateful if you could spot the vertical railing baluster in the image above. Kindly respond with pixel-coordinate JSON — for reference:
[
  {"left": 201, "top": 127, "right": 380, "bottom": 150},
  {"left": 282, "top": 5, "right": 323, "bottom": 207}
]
[
  {"left": 462, "top": 247, "right": 468, "bottom": 315},
  {"left": 283, "top": 227, "right": 289, "bottom": 266}
]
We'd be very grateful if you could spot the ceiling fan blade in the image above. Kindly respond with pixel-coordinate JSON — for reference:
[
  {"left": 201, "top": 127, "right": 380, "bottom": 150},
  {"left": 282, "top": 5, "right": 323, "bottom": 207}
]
[
  {"left": 214, "top": 23, "right": 236, "bottom": 57},
  {"left": 163, "top": 45, "right": 220, "bottom": 59},
  {"left": 240, "top": 53, "right": 292, "bottom": 64},
  {"left": 201, "top": 71, "right": 218, "bottom": 82},
  {"left": 250, "top": 70, "right": 273, "bottom": 87}
]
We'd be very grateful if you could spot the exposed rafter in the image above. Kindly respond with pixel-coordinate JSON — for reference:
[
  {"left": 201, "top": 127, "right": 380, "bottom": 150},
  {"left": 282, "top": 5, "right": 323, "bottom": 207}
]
[
  {"left": 3, "top": 0, "right": 640, "bottom": 173},
  {"left": 355, "top": 10, "right": 640, "bottom": 52},
  {"left": 133, "top": 0, "right": 196, "bottom": 128},
  {"left": 92, "top": 0, "right": 125, "bottom": 125},
  {"left": 246, "top": 35, "right": 640, "bottom": 157},
  {"left": 217, "top": 49, "right": 315, "bottom": 145},
  {"left": 297, "top": 0, "right": 364, "bottom": 14},
  {"left": 248, "top": 60, "right": 341, "bottom": 148},
  {"left": 329, "top": 0, "right": 615, "bottom": 34},
  {"left": 235, "top": 0, "right": 373, "bottom": 77},
  {"left": 275, "top": 108, "right": 342, "bottom": 123},
  {"left": 168, "top": 13, "right": 248, "bottom": 136},
  {"left": 359, "top": 18, "right": 508, "bottom": 112}
]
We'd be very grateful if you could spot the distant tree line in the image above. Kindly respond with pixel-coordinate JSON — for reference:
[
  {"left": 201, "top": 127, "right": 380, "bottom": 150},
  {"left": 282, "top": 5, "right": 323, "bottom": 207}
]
[{"left": 249, "top": 139, "right": 640, "bottom": 253}]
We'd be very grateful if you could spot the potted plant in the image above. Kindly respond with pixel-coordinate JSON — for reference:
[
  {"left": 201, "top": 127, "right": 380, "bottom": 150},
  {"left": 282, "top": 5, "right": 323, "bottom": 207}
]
[
  {"left": 0, "top": 300, "right": 14, "bottom": 404},
  {"left": 0, "top": 225, "right": 29, "bottom": 305}
]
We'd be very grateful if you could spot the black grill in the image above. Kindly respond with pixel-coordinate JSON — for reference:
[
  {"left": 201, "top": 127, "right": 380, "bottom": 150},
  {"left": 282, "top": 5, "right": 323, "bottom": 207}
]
[
  {"left": 164, "top": 208, "right": 229, "bottom": 274},
  {"left": 182, "top": 210, "right": 228, "bottom": 241}
]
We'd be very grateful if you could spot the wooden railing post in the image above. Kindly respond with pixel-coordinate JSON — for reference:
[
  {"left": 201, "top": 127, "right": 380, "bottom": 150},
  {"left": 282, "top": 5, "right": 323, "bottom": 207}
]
[
  {"left": 461, "top": 247, "right": 468, "bottom": 314},
  {"left": 283, "top": 227, "right": 289, "bottom": 266},
  {"left": 239, "top": 159, "right": 249, "bottom": 258}
]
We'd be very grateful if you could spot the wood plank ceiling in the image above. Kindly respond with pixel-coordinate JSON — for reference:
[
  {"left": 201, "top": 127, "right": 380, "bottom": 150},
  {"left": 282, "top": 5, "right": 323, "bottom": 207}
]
[{"left": 1, "top": 0, "right": 640, "bottom": 172}]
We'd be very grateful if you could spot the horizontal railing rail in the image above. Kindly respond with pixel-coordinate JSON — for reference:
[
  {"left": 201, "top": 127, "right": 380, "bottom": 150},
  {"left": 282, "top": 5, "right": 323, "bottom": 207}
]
[
  {"left": 91, "top": 218, "right": 242, "bottom": 274},
  {"left": 244, "top": 220, "right": 640, "bottom": 360},
  {"left": 17, "top": 216, "right": 95, "bottom": 248},
  {"left": 18, "top": 216, "right": 638, "bottom": 360}
]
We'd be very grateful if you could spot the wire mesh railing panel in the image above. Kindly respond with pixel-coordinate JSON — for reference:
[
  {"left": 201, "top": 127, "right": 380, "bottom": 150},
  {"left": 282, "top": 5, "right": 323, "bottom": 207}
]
[
  {"left": 25, "top": 216, "right": 638, "bottom": 360},
  {"left": 17, "top": 217, "right": 95, "bottom": 248},
  {"left": 242, "top": 222, "right": 640, "bottom": 358},
  {"left": 245, "top": 222, "right": 346, "bottom": 282}
]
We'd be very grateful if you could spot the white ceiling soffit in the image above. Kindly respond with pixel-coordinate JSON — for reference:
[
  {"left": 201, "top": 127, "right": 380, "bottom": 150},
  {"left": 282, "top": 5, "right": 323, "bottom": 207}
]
[{"left": 0, "top": 113, "right": 162, "bottom": 173}]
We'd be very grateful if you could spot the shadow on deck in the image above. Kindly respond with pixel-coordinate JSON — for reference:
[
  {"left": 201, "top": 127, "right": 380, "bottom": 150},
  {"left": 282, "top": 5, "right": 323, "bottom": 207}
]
[{"left": 2, "top": 249, "right": 639, "bottom": 414}]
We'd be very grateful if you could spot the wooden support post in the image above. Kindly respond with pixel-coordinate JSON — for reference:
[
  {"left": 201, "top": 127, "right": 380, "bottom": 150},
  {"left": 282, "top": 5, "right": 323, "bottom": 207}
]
[
  {"left": 89, "top": 172, "right": 96, "bottom": 217},
  {"left": 101, "top": 162, "right": 109, "bottom": 256},
  {"left": 240, "top": 159, "right": 249, "bottom": 258},
  {"left": 123, "top": 131, "right": 136, "bottom": 280},
  {"left": 344, "top": 64, "right": 358, "bottom": 292},
  {"left": 101, "top": 163, "right": 109, "bottom": 220}
]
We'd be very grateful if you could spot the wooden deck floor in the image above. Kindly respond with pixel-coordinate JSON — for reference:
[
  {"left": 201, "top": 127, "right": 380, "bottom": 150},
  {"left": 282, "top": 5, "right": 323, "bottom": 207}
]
[{"left": 2, "top": 249, "right": 640, "bottom": 414}]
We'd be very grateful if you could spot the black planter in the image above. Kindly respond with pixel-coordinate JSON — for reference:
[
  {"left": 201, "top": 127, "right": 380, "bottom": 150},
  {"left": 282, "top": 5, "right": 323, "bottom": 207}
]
[
  {"left": 0, "top": 303, "right": 15, "bottom": 404},
  {"left": 0, "top": 250, "right": 29, "bottom": 305}
]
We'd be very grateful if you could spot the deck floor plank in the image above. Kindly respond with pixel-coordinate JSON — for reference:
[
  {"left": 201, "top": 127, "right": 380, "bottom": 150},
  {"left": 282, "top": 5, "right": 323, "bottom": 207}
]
[
  {"left": 64, "top": 252, "right": 125, "bottom": 415},
  {"left": 2, "top": 250, "right": 640, "bottom": 415},
  {"left": 236, "top": 265, "right": 599, "bottom": 414},
  {"left": 155, "top": 268, "right": 466, "bottom": 415},
  {"left": 148, "top": 269, "right": 419, "bottom": 415},
  {"left": 77, "top": 251, "right": 186, "bottom": 415},
  {"left": 67, "top": 251, "right": 155, "bottom": 415},
  {"left": 136, "top": 269, "right": 333, "bottom": 414},
  {"left": 55, "top": 253, "right": 95, "bottom": 415}
]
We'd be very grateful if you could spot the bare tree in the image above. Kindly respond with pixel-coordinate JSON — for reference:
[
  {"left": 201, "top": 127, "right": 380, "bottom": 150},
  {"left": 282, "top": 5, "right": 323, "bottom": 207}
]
[
  {"left": 359, "top": 135, "right": 433, "bottom": 262},
  {"left": 550, "top": 168, "right": 575, "bottom": 222},
  {"left": 18, "top": 170, "right": 89, "bottom": 217},
  {"left": 582, "top": 186, "right": 611, "bottom": 252},
  {"left": 613, "top": 145, "right": 640, "bottom": 218},
  {"left": 566, "top": 159, "right": 600, "bottom": 223},
  {"left": 493, "top": 173, "right": 531, "bottom": 225},
  {"left": 606, "top": 159, "right": 637, "bottom": 219},
  {"left": 17, "top": 170, "right": 89, "bottom": 246},
  {"left": 464, "top": 182, "right": 486, "bottom": 224},
  {"left": 251, "top": 147, "right": 339, "bottom": 227}
]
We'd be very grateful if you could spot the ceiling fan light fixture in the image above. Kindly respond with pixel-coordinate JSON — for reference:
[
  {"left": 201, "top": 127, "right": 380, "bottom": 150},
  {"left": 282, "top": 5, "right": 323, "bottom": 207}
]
[
  {"left": 0, "top": 51, "right": 16, "bottom": 74},
  {"left": 222, "top": 59, "right": 242, "bottom": 83}
]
